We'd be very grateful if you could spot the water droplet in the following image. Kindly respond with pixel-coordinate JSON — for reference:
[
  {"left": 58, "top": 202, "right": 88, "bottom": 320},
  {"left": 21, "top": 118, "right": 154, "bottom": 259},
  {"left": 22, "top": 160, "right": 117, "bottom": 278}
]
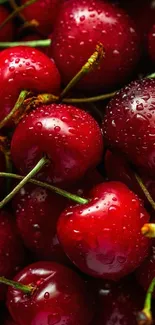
[{"left": 44, "top": 292, "right": 50, "bottom": 299}]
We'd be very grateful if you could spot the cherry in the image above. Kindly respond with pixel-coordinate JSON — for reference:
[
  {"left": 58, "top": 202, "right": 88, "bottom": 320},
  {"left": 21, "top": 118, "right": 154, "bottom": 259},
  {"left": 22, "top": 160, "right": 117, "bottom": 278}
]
[
  {"left": 20, "top": 0, "right": 63, "bottom": 36},
  {"left": 148, "top": 24, "right": 155, "bottom": 63},
  {"left": 0, "top": 46, "right": 60, "bottom": 125},
  {"left": 102, "top": 78, "right": 155, "bottom": 177},
  {"left": 0, "top": 6, "right": 15, "bottom": 42},
  {"left": 136, "top": 241, "right": 155, "bottom": 295},
  {"left": 13, "top": 184, "right": 68, "bottom": 263},
  {"left": 11, "top": 103, "right": 103, "bottom": 185},
  {"left": 7, "top": 261, "right": 95, "bottom": 325},
  {"left": 92, "top": 278, "right": 144, "bottom": 325},
  {"left": 57, "top": 181, "right": 150, "bottom": 281},
  {"left": 51, "top": 0, "right": 140, "bottom": 92},
  {"left": 0, "top": 210, "right": 26, "bottom": 301},
  {"left": 3, "top": 316, "right": 18, "bottom": 325}
]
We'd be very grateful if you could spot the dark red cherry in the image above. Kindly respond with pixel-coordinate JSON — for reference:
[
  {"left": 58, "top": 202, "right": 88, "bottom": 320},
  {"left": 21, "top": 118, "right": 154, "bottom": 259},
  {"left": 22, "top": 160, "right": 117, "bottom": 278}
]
[
  {"left": 0, "top": 6, "right": 15, "bottom": 42},
  {"left": 0, "top": 46, "right": 60, "bottom": 125},
  {"left": 51, "top": 0, "right": 140, "bottom": 91},
  {"left": 7, "top": 261, "right": 95, "bottom": 325},
  {"left": 57, "top": 181, "right": 150, "bottom": 281},
  {"left": 92, "top": 278, "right": 144, "bottom": 325},
  {"left": 3, "top": 315, "right": 18, "bottom": 325},
  {"left": 13, "top": 184, "right": 68, "bottom": 263},
  {"left": 148, "top": 24, "right": 155, "bottom": 62},
  {"left": 102, "top": 78, "right": 155, "bottom": 177},
  {"left": 136, "top": 241, "right": 155, "bottom": 295},
  {"left": 0, "top": 211, "right": 26, "bottom": 301},
  {"left": 20, "top": 0, "right": 63, "bottom": 36},
  {"left": 11, "top": 103, "right": 103, "bottom": 185}
]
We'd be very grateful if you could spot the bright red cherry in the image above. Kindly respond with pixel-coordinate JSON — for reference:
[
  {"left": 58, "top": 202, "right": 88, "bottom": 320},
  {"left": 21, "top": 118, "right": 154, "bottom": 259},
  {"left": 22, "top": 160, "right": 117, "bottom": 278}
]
[
  {"left": 11, "top": 103, "right": 103, "bottom": 185},
  {"left": 92, "top": 278, "right": 144, "bottom": 325},
  {"left": 57, "top": 181, "right": 150, "bottom": 281},
  {"left": 51, "top": 0, "right": 140, "bottom": 91},
  {"left": 7, "top": 261, "right": 95, "bottom": 325},
  {"left": 0, "top": 6, "right": 15, "bottom": 42},
  {"left": 13, "top": 184, "right": 68, "bottom": 263},
  {"left": 0, "top": 46, "right": 60, "bottom": 125},
  {"left": 20, "top": 0, "right": 63, "bottom": 36},
  {"left": 102, "top": 78, "right": 155, "bottom": 177},
  {"left": 0, "top": 211, "right": 26, "bottom": 301}
]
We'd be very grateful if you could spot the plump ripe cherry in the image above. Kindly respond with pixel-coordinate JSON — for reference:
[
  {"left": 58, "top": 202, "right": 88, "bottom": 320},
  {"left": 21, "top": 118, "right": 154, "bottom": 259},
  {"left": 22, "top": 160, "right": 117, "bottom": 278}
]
[
  {"left": 0, "top": 46, "right": 60, "bottom": 125},
  {"left": 102, "top": 78, "right": 155, "bottom": 177},
  {"left": 0, "top": 6, "right": 15, "bottom": 42},
  {"left": 11, "top": 103, "right": 103, "bottom": 185},
  {"left": 92, "top": 278, "right": 144, "bottom": 325},
  {"left": 51, "top": 0, "right": 140, "bottom": 91},
  {"left": 57, "top": 181, "right": 150, "bottom": 281},
  {"left": 7, "top": 261, "right": 95, "bottom": 325},
  {"left": 104, "top": 150, "right": 155, "bottom": 208},
  {"left": 136, "top": 241, "right": 155, "bottom": 295},
  {"left": 0, "top": 211, "right": 26, "bottom": 301},
  {"left": 20, "top": 0, "right": 63, "bottom": 36},
  {"left": 148, "top": 24, "right": 155, "bottom": 63},
  {"left": 13, "top": 184, "right": 68, "bottom": 263}
]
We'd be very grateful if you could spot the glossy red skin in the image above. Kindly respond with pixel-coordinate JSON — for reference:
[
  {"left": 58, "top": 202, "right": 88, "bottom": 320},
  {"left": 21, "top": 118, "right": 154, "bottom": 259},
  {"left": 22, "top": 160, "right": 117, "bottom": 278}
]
[
  {"left": 13, "top": 184, "right": 68, "bottom": 263},
  {"left": 51, "top": 0, "right": 140, "bottom": 91},
  {"left": 136, "top": 241, "right": 155, "bottom": 295},
  {"left": 0, "top": 211, "right": 26, "bottom": 301},
  {"left": 104, "top": 150, "right": 155, "bottom": 208},
  {"left": 148, "top": 24, "right": 155, "bottom": 62},
  {"left": 0, "top": 46, "right": 60, "bottom": 124},
  {"left": 57, "top": 182, "right": 150, "bottom": 281},
  {"left": 92, "top": 278, "right": 144, "bottom": 325},
  {"left": 102, "top": 78, "right": 155, "bottom": 177},
  {"left": 0, "top": 7, "right": 14, "bottom": 42},
  {"left": 7, "top": 261, "right": 95, "bottom": 325},
  {"left": 21, "top": 0, "right": 63, "bottom": 36},
  {"left": 11, "top": 104, "right": 103, "bottom": 185}
]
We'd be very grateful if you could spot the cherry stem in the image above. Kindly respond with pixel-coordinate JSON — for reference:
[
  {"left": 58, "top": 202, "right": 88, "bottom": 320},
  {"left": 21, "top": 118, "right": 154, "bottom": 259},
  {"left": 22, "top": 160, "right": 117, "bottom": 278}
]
[
  {"left": 0, "top": 40, "right": 51, "bottom": 48},
  {"left": 135, "top": 173, "right": 155, "bottom": 211},
  {"left": 59, "top": 43, "right": 105, "bottom": 100},
  {"left": 0, "top": 276, "right": 34, "bottom": 294},
  {"left": 0, "top": 0, "right": 38, "bottom": 31},
  {"left": 0, "top": 156, "right": 49, "bottom": 209},
  {"left": 0, "top": 90, "right": 29, "bottom": 130},
  {"left": 141, "top": 223, "right": 155, "bottom": 238},
  {"left": 146, "top": 72, "right": 155, "bottom": 79},
  {"left": 10, "top": 0, "right": 26, "bottom": 23},
  {"left": 62, "top": 91, "right": 117, "bottom": 103},
  {"left": 137, "top": 277, "right": 155, "bottom": 325},
  {"left": 0, "top": 172, "right": 89, "bottom": 205}
]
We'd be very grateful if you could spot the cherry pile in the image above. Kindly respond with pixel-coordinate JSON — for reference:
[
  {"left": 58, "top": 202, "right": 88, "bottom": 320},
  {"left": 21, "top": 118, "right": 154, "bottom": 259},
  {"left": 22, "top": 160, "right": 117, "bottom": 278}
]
[{"left": 0, "top": 0, "right": 155, "bottom": 324}]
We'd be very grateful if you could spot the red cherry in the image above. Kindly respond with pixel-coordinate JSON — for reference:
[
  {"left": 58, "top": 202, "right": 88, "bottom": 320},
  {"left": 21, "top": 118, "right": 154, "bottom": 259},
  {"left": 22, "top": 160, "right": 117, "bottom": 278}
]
[
  {"left": 102, "top": 78, "right": 155, "bottom": 177},
  {"left": 11, "top": 103, "right": 103, "bottom": 185},
  {"left": 148, "top": 24, "right": 155, "bottom": 62},
  {"left": 13, "top": 184, "right": 68, "bottom": 263},
  {"left": 0, "top": 211, "right": 26, "bottom": 301},
  {"left": 92, "top": 278, "right": 144, "bottom": 325},
  {"left": 7, "top": 261, "right": 95, "bottom": 325},
  {"left": 0, "top": 7, "right": 15, "bottom": 42},
  {"left": 0, "top": 46, "right": 60, "bottom": 125},
  {"left": 136, "top": 241, "right": 155, "bottom": 295},
  {"left": 20, "top": 0, "right": 63, "bottom": 36},
  {"left": 57, "top": 181, "right": 150, "bottom": 281},
  {"left": 51, "top": 0, "right": 140, "bottom": 91},
  {"left": 3, "top": 316, "right": 18, "bottom": 325}
]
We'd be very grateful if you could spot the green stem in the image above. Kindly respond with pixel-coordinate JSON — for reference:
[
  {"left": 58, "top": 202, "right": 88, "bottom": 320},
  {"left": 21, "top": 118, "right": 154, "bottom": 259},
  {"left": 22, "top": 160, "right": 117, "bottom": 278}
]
[
  {"left": 0, "top": 172, "right": 89, "bottom": 205},
  {"left": 0, "top": 157, "right": 49, "bottom": 209},
  {"left": 62, "top": 91, "right": 117, "bottom": 103},
  {"left": 0, "top": 276, "right": 34, "bottom": 294},
  {"left": 141, "top": 223, "right": 155, "bottom": 238},
  {"left": 59, "top": 43, "right": 105, "bottom": 100},
  {"left": 146, "top": 72, "right": 155, "bottom": 79},
  {"left": 137, "top": 278, "right": 155, "bottom": 325},
  {"left": 0, "top": 40, "right": 51, "bottom": 48},
  {"left": 0, "top": 0, "right": 38, "bottom": 31},
  {"left": 135, "top": 173, "right": 155, "bottom": 211},
  {"left": 10, "top": 0, "right": 26, "bottom": 23},
  {"left": 144, "top": 278, "right": 155, "bottom": 312},
  {"left": 0, "top": 90, "right": 29, "bottom": 130}
]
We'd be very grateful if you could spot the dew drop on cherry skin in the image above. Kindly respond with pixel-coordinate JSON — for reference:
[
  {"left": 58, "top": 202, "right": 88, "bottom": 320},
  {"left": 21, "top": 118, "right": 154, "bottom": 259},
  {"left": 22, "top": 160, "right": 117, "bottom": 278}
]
[
  {"left": 57, "top": 181, "right": 150, "bottom": 280},
  {"left": 11, "top": 103, "right": 103, "bottom": 185},
  {"left": 7, "top": 262, "right": 95, "bottom": 325},
  {"left": 51, "top": 0, "right": 140, "bottom": 91},
  {"left": 102, "top": 78, "right": 155, "bottom": 177},
  {"left": 0, "top": 46, "right": 60, "bottom": 125}
]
